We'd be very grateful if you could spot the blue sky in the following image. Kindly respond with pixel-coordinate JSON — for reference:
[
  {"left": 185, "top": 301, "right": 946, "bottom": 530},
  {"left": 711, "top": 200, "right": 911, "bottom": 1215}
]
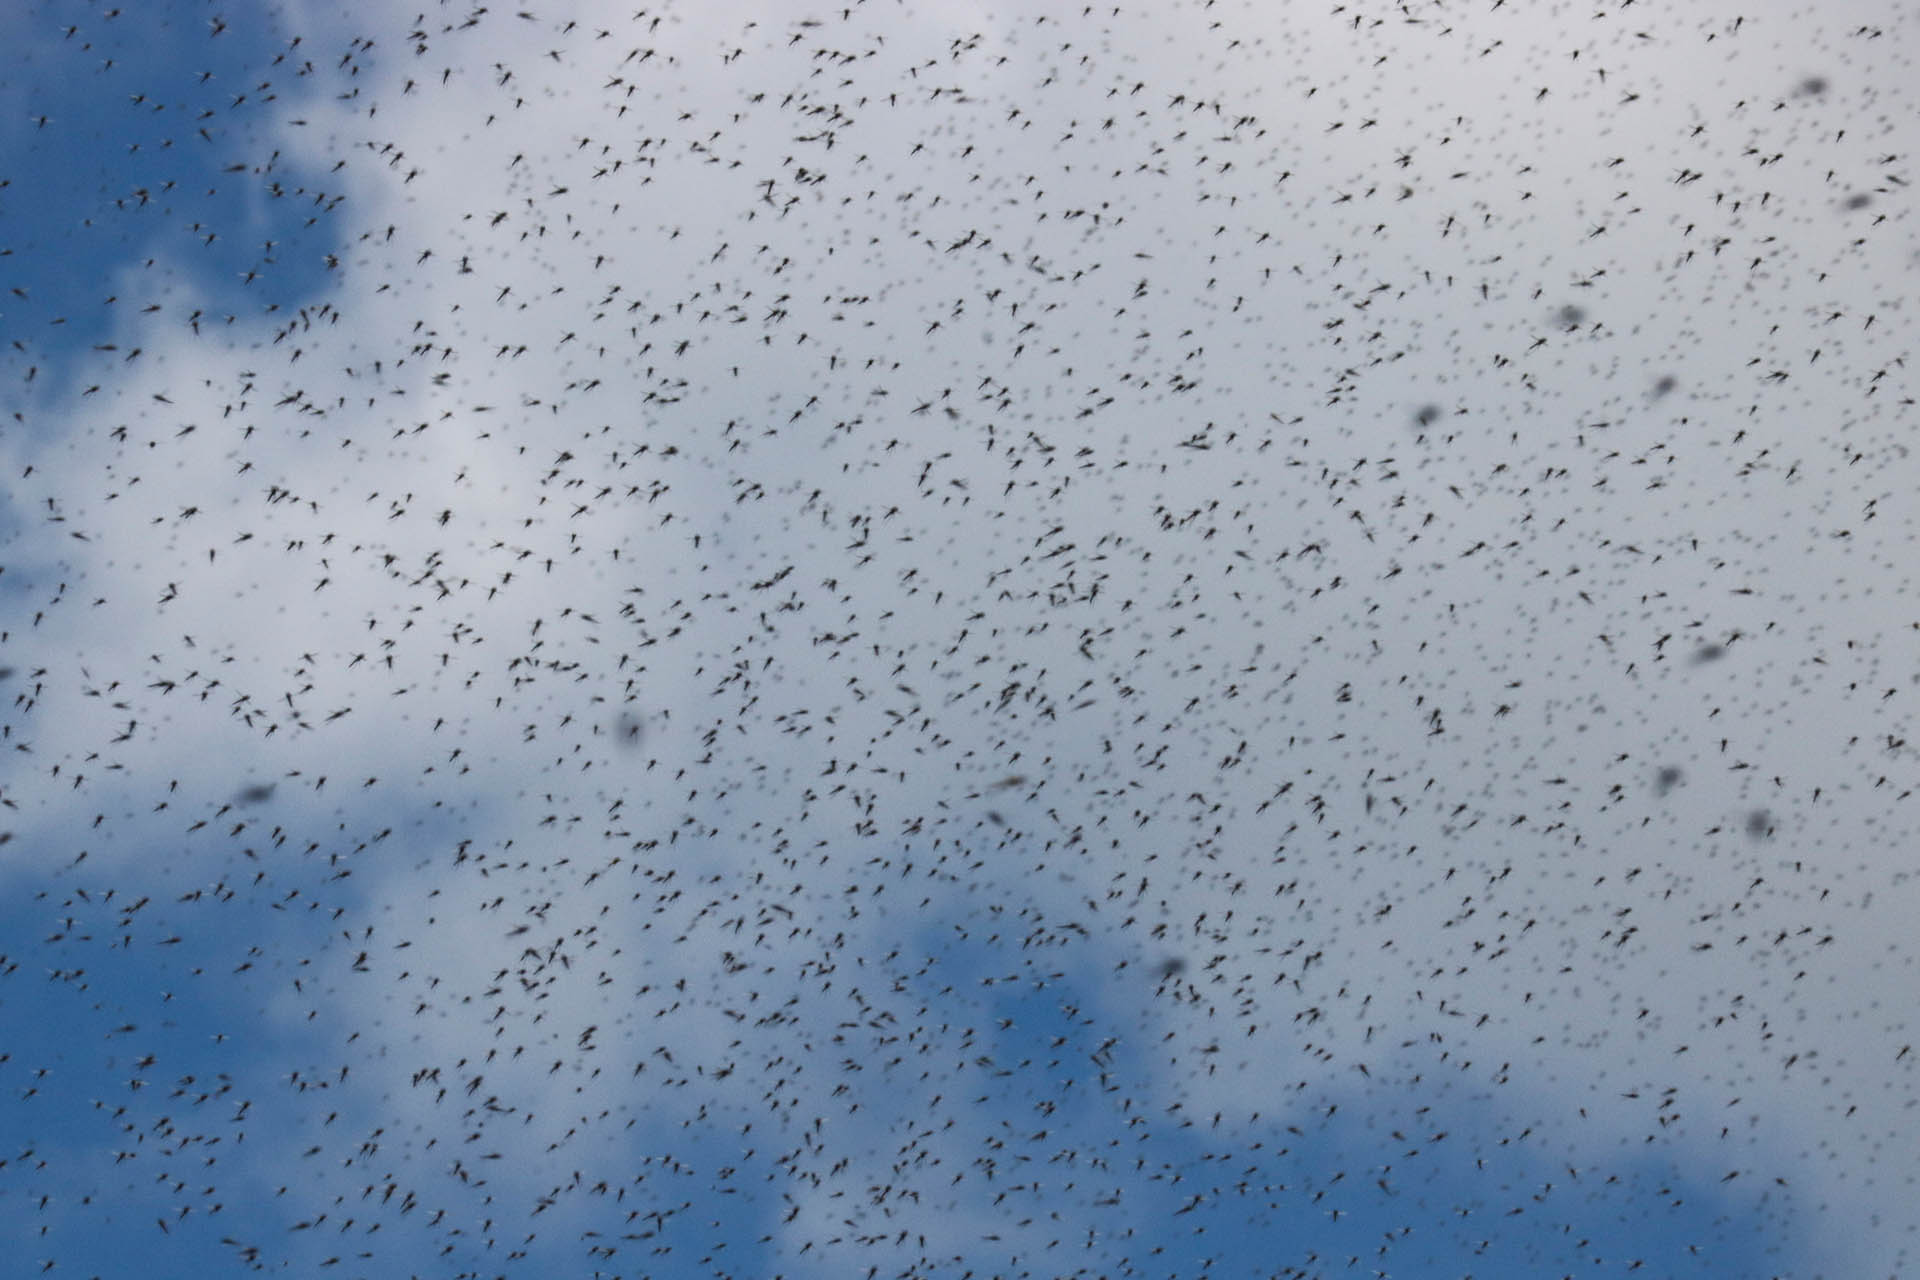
[
  {"left": 2, "top": 0, "right": 338, "bottom": 399},
  {"left": 2, "top": 1, "right": 1915, "bottom": 1277},
  {"left": 0, "top": 875, "right": 1821, "bottom": 1277}
]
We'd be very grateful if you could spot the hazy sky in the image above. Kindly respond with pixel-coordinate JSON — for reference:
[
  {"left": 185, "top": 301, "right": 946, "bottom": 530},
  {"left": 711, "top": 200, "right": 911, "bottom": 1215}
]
[{"left": 3, "top": 1, "right": 1917, "bottom": 1276}]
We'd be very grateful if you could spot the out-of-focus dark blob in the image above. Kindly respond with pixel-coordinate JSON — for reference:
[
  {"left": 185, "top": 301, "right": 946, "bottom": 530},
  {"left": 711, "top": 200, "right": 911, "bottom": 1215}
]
[
  {"left": 1844, "top": 192, "right": 1873, "bottom": 211},
  {"left": 1690, "top": 643, "right": 1726, "bottom": 665},
  {"left": 1799, "top": 75, "right": 1829, "bottom": 95},
  {"left": 1651, "top": 375, "right": 1677, "bottom": 398},
  {"left": 1412, "top": 403, "right": 1442, "bottom": 430},
  {"left": 1655, "top": 766, "right": 1684, "bottom": 796},
  {"left": 234, "top": 783, "right": 275, "bottom": 805},
  {"left": 1747, "top": 809, "right": 1774, "bottom": 839},
  {"left": 1555, "top": 304, "right": 1587, "bottom": 326},
  {"left": 1157, "top": 956, "right": 1187, "bottom": 980},
  {"left": 613, "top": 711, "right": 645, "bottom": 748}
]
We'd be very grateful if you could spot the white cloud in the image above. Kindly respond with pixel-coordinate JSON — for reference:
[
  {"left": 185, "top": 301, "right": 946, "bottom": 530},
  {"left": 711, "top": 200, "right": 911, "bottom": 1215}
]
[{"left": 6, "top": 0, "right": 1917, "bottom": 1274}]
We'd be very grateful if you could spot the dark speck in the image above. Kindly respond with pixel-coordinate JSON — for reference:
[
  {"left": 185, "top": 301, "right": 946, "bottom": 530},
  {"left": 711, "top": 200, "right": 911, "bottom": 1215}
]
[{"left": 614, "top": 711, "right": 645, "bottom": 747}]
